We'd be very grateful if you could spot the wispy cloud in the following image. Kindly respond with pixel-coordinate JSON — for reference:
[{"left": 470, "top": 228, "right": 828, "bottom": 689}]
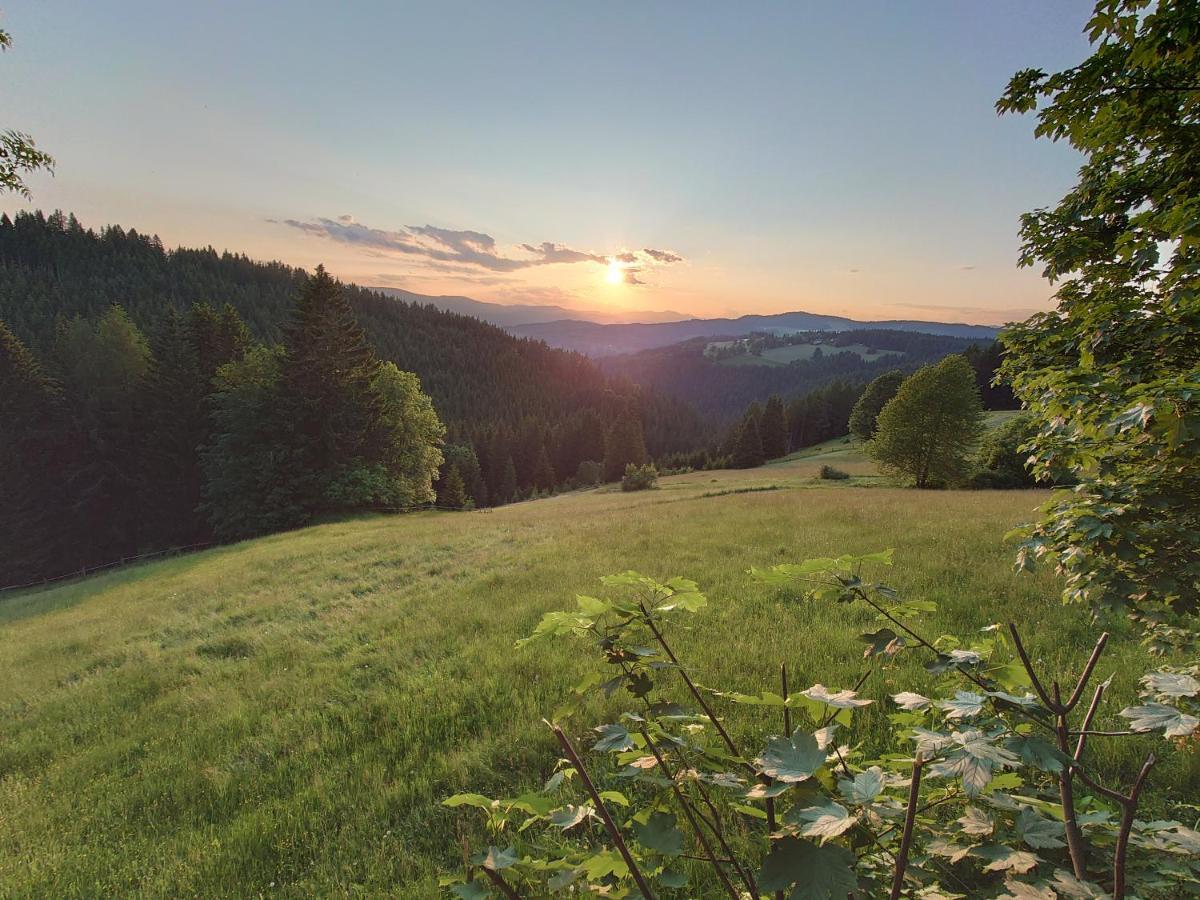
[{"left": 270, "top": 215, "right": 686, "bottom": 285}]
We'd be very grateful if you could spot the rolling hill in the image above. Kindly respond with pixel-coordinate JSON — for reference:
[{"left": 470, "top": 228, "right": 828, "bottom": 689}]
[
  {"left": 370, "top": 287, "right": 687, "bottom": 327},
  {"left": 509, "top": 311, "right": 1002, "bottom": 356}
]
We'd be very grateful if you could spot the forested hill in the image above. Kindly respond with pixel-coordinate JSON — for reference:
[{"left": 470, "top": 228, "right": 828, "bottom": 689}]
[
  {"left": 601, "top": 330, "right": 1013, "bottom": 423},
  {"left": 0, "top": 210, "right": 704, "bottom": 449}
]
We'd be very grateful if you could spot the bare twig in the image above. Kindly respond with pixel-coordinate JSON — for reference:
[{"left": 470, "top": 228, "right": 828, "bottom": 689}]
[{"left": 551, "top": 724, "right": 656, "bottom": 900}]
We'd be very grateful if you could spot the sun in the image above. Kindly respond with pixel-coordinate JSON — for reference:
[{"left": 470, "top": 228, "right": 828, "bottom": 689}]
[{"left": 605, "top": 260, "right": 624, "bottom": 284}]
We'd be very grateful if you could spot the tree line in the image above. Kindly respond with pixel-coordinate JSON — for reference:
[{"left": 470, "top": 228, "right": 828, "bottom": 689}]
[{"left": 0, "top": 268, "right": 447, "bottom": 586}]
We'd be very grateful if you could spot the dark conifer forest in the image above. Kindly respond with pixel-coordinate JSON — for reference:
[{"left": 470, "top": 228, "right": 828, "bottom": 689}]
[{"left": 0, "top": 211, "right": 707, "bottom": 585}]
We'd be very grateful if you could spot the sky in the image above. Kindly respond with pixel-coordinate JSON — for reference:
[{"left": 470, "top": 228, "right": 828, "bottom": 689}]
[{"left": 2, "top": 1, "right": 1095, "bottom": 325}]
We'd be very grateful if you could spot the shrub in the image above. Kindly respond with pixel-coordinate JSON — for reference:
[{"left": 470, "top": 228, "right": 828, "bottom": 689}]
[
  {"left": 819, "top": 464, "right": 850, "bottom": 480},
  {"left": 620, "top": 463, "right": 658, "bottom": 492},
  {"left": 444, "top": 554, "right": 1200, "bottom": 898}
]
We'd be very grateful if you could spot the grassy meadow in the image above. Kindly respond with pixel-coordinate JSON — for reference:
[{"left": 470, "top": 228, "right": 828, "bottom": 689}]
[{"left": 0, "top": 439, "right": 1194, "bottom": 896}]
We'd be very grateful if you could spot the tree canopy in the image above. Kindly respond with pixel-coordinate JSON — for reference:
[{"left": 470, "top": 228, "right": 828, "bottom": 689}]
[
  {"left": 998, "top": 0, "right": 1200, "bottom": 618},
  {"left": 869, "top": 356, "right": 985, "bottom": 488}
]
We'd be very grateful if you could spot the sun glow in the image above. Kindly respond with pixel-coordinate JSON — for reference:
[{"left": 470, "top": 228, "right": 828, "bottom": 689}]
[{"left": 605, "top": 259, "right": 624, "bottom": 284}]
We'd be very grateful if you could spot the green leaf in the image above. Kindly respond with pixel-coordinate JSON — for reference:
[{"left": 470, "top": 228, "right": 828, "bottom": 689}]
[
  {"left": 632, "top": 811, "right": 684, "bottom": 856},
  {"left": 731, "top": 802, "right": 769, "bottom": 820},
  {"left": 838, "top": 767, "right": 884, "bottom": 805},
  {"left": 443, "top": 793, "right": 494, "bottom": 810},
  {"left": 1015, "top": 808, "right": 1066, "bottom": 849},
  {"left": 598, "top": 790, "right": 629, "bottom": 807},
  {"left": 471, "top": 846, "right": 518, "bottom": 871},
  {"left": 757, "top": 729, "right": 826, "bottom": 783},
  {"left": 793, "top": 801, "right": 857, "bottom": 842},
  {"left": 957, "top": 806, "right": 994, "bottom": 836},
  {"left": 450, "top": 880, "right": 490, "bottom": 899},
  {"left": 1141, "top": 670, "right": 1200, "bottom": 699},
  {"left": 860, "top": 627, "right": 903, "bottom": 658},
  {"left": 658, "top": 869, "right": 688, "bottom": 888},
  {"left": 1006, "top": 735, "right": 1071, "bottom": 774},
  {"left": 579, "top": 849, "right": 629, "bottom": 880},
  {"left": 548, "top": 804, "right": 592, "bottom": 829},
  {"left": 757, "top": 837, "right": 858, "bottom": 898},
  {"left": 1120, "top": 702, "right": 1199, "bottom": 738},
  {"left": 973, "top": 843, "right": 1040, "bottom": 873},
  {"left": 799, "top": 683, "right": 873, "bottom": 709},
  {"left": 938, "top": 691, "right": 986, "bottom": 720},
  {"left": 593, "top": 723, "right": 635, "bottom": 752},
  {"left": 891, "top": 691, "right": 931, "bottom": 711}
]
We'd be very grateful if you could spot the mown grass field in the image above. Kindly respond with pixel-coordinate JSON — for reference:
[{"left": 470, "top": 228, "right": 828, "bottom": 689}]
[{"left": 0, "top": 439, "right": 1194, "bottom": 897}]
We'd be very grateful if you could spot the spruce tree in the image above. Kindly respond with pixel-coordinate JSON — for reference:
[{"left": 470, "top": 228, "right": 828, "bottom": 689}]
[
  {"left": 438, "top": 465, "right": 469, "bottom": 509},
  {"left": 603, "top": 413, "right": 647, "bottom": 481},
  {"left": 497, "top": 456, "right": 519, "bottom": 505},
  {"left": 760, "top": 394, "right": 788, "bottom": 459},
  {"left": 280, "top": 266, "right": 385, "bottom": 513},
  {"left": 140, "top": 310, "right": 208, "bottom": 545},
  {"left": 732, "top": 414, "right": 766, "bottom": 468},
  {"left": 0, "top": 321, "right": 65, "bottom": 584},
  {"left": 532, "top": 444, "right": 557, "bottom": 492}
]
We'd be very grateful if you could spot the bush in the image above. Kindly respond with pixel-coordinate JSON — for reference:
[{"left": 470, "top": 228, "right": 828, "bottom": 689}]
[
  {"left": 620, "top": 463, "right": 658, "bottom": 492},
  {"left": 819, "top": 464, "right": 850, "bottom": 480}
]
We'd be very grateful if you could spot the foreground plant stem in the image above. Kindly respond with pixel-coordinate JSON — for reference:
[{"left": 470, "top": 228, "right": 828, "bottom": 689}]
[
  {"left": 640, "top": 728, "right": 744, "bottom": 899},
  {"left": 551, "top": 724, "right": 656, "bottom": 900},
  {"left": 639, "top": 601, "right": 742, "bottom": 759},
  {"left": 481, "top": 866, "right": 521, "bottom": 899},
  {"left": 1010, "top": 625, "right": 1111, "bottom": 881},
  {"left": 889, "top": 758, "right": 926, "bottom": 900}
]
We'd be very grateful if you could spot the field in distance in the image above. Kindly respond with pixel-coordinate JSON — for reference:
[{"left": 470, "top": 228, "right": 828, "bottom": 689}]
[
  {"left": 0, "top": 435, "right": 1192, "bottom": 896},
  {"left": 710, "top": 340, "right": 903, "bottom": 367}
]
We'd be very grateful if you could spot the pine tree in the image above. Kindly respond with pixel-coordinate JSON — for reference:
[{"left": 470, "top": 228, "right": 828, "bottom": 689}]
[
  {"left": 438, "top": 465, "right": 469, "bottom": 509},
  {"left": 497, "top": 456, "right": 518, "bottom": 505},
  {"left": 51, "top": 307, "right": 150, "bottom": 566},
  {"left": 0, "top": 321, "right": 65, "bottom": 584},
  {"left": 280, "top": 266, "right": 385, "bottom": 513},
  {"left": 760, "top": 394, "right": 788, "bottom": 459},
  {"left": 532, "top": 443, "right": 557, "bottom": 492},
  {"left": 603, "top": 413, "right": 647, "bottom": 481},
  {"left": 140, "top": 310, "right": 208, "bottom": 545},
  {"left": 732, "top": 414, "right": 766, "bottom": 468}
]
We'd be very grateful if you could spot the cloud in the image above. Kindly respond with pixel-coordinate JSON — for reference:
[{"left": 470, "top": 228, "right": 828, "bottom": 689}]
[
  {"left": 272, "top": 216, "right": 687, "bottom": 285},
  {"left": 275, "top": 215, "right": 613, "bottom": 273},
  {"left": 642, "top": 247, "right": 683, "bottom": 264}
]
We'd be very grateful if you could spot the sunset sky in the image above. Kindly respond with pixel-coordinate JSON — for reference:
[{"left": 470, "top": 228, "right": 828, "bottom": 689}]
[{"left": 2, "top": 2, "right": 1094, "bottom": 324}]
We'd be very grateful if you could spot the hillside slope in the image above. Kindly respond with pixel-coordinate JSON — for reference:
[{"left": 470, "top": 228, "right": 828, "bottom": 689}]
[
  {"left": 0, "top": 211, "right": 703, "bottom": 443},
  {"left": 0, "top": 450, "right": 1191, "bottom": 897}
]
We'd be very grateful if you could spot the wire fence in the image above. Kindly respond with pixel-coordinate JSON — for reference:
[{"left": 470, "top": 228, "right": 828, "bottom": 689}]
[{"left": 0, "top": 503, "right": 478, "bottom": 595}]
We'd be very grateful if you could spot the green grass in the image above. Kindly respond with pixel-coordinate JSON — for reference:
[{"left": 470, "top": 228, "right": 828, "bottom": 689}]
[{"left": 0, "top": 446, "right": 1193, "bottom": 897}]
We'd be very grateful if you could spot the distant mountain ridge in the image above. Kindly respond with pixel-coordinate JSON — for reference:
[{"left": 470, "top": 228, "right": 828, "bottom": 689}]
[
  {"left": 508, "top": 312, "right": 1002, "bottom": 357},
  {"left": 370, "top": 287, "right": 687, "bottom": 327}
]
